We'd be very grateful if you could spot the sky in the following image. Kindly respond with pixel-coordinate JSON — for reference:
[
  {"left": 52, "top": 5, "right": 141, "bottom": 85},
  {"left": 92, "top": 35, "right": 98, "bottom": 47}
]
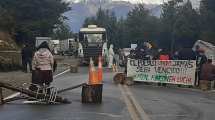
[
  {"left": 67, "top": 0, "right": 166, "bottom": 4},
  {"left": 112, "top": 0, "right": 165, "bottom": 4}
]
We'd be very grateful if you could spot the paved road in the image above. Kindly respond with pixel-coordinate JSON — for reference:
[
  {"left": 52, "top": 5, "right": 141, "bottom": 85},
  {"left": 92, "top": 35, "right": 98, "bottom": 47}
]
[
  {"left": 1, "top": 66, "right": 215, "bottom": 120},
  {"left": 0, "top": 67, "right": 131, "bottom": 120},
  {"left": 130, "top": 84, "right": 215, "bottom": 120}
]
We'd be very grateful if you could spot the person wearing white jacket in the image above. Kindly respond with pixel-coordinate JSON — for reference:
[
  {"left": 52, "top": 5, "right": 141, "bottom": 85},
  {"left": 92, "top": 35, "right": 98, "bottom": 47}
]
[{"left": 108, "top": 44, "right": 114, "bottom": 68}]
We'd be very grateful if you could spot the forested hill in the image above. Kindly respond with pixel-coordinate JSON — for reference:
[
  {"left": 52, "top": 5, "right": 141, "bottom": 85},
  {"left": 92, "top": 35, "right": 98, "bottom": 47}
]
[
  {"left": 65, "top": 1, "right": 162, "bottom": 32},
  {"left": 65, "top": 0, "right": 200, "bottom": 32}
]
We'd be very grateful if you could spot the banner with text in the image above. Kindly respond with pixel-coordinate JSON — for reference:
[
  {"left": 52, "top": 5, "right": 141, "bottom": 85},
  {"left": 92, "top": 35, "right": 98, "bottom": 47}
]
[{"left": 127, "top": 59, "right": 196, "bottom": 85}]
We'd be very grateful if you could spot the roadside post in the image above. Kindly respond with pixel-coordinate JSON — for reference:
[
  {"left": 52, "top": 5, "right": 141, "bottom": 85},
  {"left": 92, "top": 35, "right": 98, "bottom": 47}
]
[{"left": 0, "top": 87, "right": 4, "bottom": 105}]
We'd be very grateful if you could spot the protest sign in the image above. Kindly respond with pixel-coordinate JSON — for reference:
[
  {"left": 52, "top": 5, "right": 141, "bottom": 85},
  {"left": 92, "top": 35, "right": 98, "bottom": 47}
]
[{"left": 127, "top": 59, "right": 196, "bottom": 85}]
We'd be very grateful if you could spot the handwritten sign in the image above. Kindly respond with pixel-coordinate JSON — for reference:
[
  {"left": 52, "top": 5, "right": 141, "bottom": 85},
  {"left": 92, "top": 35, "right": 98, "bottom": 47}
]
[{"left": 127, "top": 59, "right": 196, "bottom": 85}]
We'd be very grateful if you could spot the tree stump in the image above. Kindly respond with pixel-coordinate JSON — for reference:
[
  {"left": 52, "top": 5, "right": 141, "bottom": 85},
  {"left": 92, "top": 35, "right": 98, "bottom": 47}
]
[
  {"left": 81, "top": 84, "right": 103, "bottom": 103},
  {"left": 70, "top": 64, "right": 78, "bottom": 73},
  {"left": 200, "top": 80, "right": 210, "bottom": 91},
  {"left": 113, "top": 73, "right": 126, "bottom": 84}
]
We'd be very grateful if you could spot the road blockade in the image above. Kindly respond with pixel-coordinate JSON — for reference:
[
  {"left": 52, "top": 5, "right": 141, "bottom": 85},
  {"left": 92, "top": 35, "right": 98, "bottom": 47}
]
[
  {"left": 127, "top": 58, "right": 196, "bottom": 86},
  {"left": 82, "top": 57, "right": 103, "bottom": 103}
]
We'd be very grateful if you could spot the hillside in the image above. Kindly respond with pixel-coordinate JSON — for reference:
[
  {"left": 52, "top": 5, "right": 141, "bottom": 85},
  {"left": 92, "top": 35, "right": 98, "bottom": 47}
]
[
  {"left": 65, "top": 0, "right": 200, "bottom": 32},
  {"left": 65, "top": 1, "right": 162, "bottom": 32}
]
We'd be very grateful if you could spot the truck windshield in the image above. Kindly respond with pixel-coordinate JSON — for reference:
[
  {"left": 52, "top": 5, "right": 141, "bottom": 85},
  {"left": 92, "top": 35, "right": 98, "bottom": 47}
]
[{"left": 84, "top": 34, "right": 102, "bottom": 43}]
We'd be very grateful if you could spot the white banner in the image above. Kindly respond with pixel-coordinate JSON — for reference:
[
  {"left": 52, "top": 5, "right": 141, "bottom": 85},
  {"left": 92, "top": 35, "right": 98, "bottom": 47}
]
[{"left": 127, "top": 59, "right": 196, "bottom": 85}]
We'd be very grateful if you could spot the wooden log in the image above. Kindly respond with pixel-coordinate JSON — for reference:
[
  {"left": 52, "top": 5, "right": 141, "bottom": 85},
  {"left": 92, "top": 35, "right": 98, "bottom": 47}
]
[
  {"left": 58, "top": 83, "right": 86, "bottom": 94},
  {"left": 70, "top": 65, "right": 78, "bottom": 73},
  {"left": 113, "top": 73, "right": 126, "bottom": 84},
  {"left": 81, "top": 84, "right": 103, "bottom": 103},
  {"left": 200, "top": 80, "right": 210, "bottom": 91}
]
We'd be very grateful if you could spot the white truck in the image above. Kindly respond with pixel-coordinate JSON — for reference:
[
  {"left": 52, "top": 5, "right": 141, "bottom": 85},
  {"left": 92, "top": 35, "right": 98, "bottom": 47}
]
[{"left": 78, "top": 25, "right": 108, "bottom": 64}]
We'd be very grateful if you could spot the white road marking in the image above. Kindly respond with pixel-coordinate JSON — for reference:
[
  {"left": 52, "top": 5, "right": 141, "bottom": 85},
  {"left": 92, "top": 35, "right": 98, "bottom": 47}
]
[
  {"left": 119, "top": 84, "right": 151, "bottom": 120},
  {"left": 4, "top": 69, "right": 70, "bottom": 100},
  {"left": 76, "top": 112, "right": 122, "bottom": 118},
  {"left": 53, "top": 69, "right": 70, "bottom": 78}
]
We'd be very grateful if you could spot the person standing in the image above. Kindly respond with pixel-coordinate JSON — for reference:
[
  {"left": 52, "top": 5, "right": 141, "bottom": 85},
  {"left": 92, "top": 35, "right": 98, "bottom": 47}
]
[
  {"left": 114, "top": 49, "right": 120, "bottom": 70},
  {"left": 21, "top": 44, "right": 33, "bottom": 73},
  {"left": 31, "top": 41, "right": 54, "bottom": 89},
  {"left": 200, "top": 59, "right": 215, "bottom": 90},
  {"left": 159, "top": 49, "right": 170, "bottom": 60},
  {"left": 196, "top": 48, "right": 207, "bottom": 86},
  {"left": 108, "top": 44, "right": 114, "bottom": 69}
]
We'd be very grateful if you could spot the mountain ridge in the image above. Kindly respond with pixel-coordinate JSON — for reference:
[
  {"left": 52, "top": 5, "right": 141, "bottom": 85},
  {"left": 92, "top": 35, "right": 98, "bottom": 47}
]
[
  {"left": 65, "top": 0, "right": 200, "bottom": 32},
  {"left": 65, "top": 1, "right": 161, "bottom": 32}
]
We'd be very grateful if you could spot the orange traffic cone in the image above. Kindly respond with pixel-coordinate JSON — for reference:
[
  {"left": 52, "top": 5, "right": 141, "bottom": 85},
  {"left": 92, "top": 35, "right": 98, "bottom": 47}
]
[
  {"left": 89, "top": 58, "right": 98, "bottom": 85},
  {"left": 98, "top": 56, "right": 103, "bottom": 82}
]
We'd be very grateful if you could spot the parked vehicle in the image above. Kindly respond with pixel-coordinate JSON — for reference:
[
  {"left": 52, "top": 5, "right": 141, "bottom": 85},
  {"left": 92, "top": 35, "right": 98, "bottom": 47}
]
[
  {"left": 78, "top": 25, "right": 108, "bottom": 65},
  {"left": 59, "top": 38, "right": 77, "bottom": 56},
  {"left": 193, "top": 40, "right": 215, "bottom": 64}
]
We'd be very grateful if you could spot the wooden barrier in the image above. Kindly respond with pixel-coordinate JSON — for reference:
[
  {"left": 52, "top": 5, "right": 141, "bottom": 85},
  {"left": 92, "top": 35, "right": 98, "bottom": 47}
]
[{"left": 0, "top": 82, "right": 71, "bottom": 104}]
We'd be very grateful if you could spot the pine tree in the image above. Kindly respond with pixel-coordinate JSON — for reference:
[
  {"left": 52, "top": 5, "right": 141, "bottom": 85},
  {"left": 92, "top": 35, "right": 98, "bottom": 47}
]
[
  {"left": 125, "top": 4, "right": 159, "bottom": 46},
  {"left": 173, "top": 0, "right": 200, "bottom": 48},
  {"left": 200, "top": 0, "right": 215, "bottom": 44}
]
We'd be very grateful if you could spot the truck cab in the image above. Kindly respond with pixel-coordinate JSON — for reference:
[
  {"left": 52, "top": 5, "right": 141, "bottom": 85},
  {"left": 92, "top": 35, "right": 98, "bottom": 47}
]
[{"left": 78, "top": 25, "right": 108, "bottom": 64}]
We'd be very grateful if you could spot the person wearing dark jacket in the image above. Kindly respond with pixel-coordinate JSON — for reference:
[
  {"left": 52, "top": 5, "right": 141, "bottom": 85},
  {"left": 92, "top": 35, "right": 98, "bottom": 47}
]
[
  {"left": 196, "top": 48, "right": 207, "bottom": 86},
  {"left": 200, "top": 59, "right": 215, "bottom": 90},
  {"left": 21, "top": 44, "right": 33, "bottom": 72},
  {"left": 200, "top": 59, "right": 215, "bottom": 80}
]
